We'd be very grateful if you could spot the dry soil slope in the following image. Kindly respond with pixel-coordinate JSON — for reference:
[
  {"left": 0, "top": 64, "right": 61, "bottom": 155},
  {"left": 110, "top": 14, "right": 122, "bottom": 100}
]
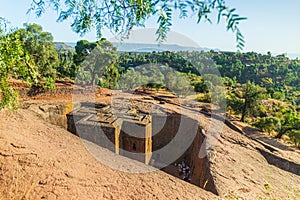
[
  {"left": 0, "top": 109, "right": 217, "bottom": 200},
  {"left": 159, "top": 100, "right": 300, "bottom": 199},
  {"left": 210, "top": 124, "right": 300, "bottom": 199}
]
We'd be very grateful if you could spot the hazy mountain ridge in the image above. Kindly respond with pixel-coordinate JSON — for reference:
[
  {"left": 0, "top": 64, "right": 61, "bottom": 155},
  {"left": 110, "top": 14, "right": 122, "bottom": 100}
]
[
  {"left": 57, "top": 42, "right": 300, "bottom": 59},
  {"left": 61, "top": 42, "right": 219, "bottom": 52},
  {"left": 111, "top": 42, "right": 218, "bottom": 52},
  {"left": 54, "top": 42, "right": 74, "bottom": 51}
]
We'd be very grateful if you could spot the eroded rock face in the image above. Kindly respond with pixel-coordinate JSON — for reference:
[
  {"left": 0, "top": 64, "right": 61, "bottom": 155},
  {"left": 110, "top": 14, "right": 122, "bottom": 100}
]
[
  {"left": 27, "top": 103, "right": 76, "bottom": 129},
  {"left": 187, "top": 128, "right": 218, "bottom": 194}
]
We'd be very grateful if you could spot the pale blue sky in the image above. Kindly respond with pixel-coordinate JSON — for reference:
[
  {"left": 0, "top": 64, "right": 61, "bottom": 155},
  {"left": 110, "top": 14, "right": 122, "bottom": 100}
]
[{"left": 0, "top": 0, "right": 300, "bottom": 55}]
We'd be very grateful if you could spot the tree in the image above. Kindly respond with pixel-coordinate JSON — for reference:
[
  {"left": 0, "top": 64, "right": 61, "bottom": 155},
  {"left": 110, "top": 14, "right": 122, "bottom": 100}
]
[
  {"left": 287, "top": 130, "right": 300, "bottom": 147},
  {"left": 166, "top": 71, "right": 192, "bottom": 97},
  {"left": 252, "top": 116, "right": 281, "bottom": 134},
  {"left": 13, "top": 23, "right": 59, "bottom": 83},
  {"left": 28, "top": 0, "right": 246, "bottom": 50},
  {"left": 226, "top": 92, "right": 243, "bottom": 115},
  {"left": 99, "top": 63, "right": 120, "bottom": 89},
  {"left": 241, "top": 81, "right": 266, "bottom": 122},
  {"left": 56, "top": 49, "right": 77, "bottom": 79},
  {"left": 79, "top": 39, "right": 118, "bottom": 85},
  {"left": 117, "top": 68, "right": 144, "bottom": 90},
  {"left": 0, "top": 19, "right": 38, "bottom": 109},
  {"left": 74, "top": 40, "right": 97, "bottom": 66},
  {"left": 275, "top": 109, "right": 300, "bottom": 139}
]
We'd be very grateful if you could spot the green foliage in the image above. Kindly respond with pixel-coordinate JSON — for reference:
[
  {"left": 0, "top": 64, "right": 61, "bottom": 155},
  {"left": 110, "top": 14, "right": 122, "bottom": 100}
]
[
  {"left": 29, "top": 0, "right": 246, "bottom": 50},
  {"left": 226, "top": 92, "right": 243, "bottom": 114},
  {"left": 116, "top": 64, "right": 194, "bottom": 97},
  {"left": 250, "top": 105, "right": 300, "bottom": 142},
  {"left": 118, "top": 51, "right": 200, "bottom": 75},
  {"left": 193, "top": 80, "right": 210, "bottom": 93},
  {"left": 0, "top": 19, "right": 38, "bottom": 110},
  {"left": 0, "top": 20, "right": 70, "bottom": 109},
  {"left": 194, "top": 74, "right": 223, "bottom": 94},
  {"left": 223, "top": 76, "right": 237, "bottom": 88},
  {"left": 99, "top": 64, "right": 120, "bottom": 89},
  {"left": 42, "top": 77, "right": 56, "bottom": 90},
  {"left": 272, "top": 91, "right": 285, "bottom": 100},
  {"left": 166, "top": 71, "right": 193, "bottom": 97},
  {"left": 13, "top": 23, "right": 59, "bottom": 80},
  {"left": 142, "top": 65, "right": 165, "bottom": 88},
  {"left": 252, "top": 117, "right": 281, "bottom": 134},
  {"left": 212, "top": 87, "right": 226, "bottom": 109},
  {"left": 212, "top": 51, "right": 300, "bottom": 104},
  {"left": 196, "top": 93, "right": 211, "bottom": 103},
  {"left": 241, "top": 81, "right": 267, "bottom": 122},
  {"left": 288, "top": 130, "right": 300, "bottom": 147},
  {"left": 74, "top": 40, "right": 97, "bottom": 65},
  {"left": 275, "top": 110, "right": 300, "bottom": 139},
  {"left": 0, "top": 79, "right": 19, "bottom": 110},
  {"left": 117, "top": 68, "right": 144, "bottom": 90},
  {"left": 56, "top": 49, "right": 77, "bottom": 79},
  {"left": 8, "top": 23, "right": 59, "bottom": 91},
  {"left": 76, "top": 69, "right": 92, "bottom": 85},
  {"left": 76, "top": 39, "right": 118, "bottom": 85}
]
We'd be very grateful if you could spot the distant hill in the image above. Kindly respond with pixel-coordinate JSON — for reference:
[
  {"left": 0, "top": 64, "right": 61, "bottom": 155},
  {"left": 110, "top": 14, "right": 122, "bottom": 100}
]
[
  {"left": 111, "top": 42, "right": 218, "bottom": 52},
  {"left": 285, "top": 53, "right": 300, "bottom": 59},
  {"left": 65, "top": 42, "right": 76, "bottom": 48},
  {"left": 55, "top": 42, "right": 300, "bottom": 60},
  {"left": 54, "top": 42, "right": 74, "bottom": 51},
  {"left": 60, "top": 42, "right": 219, "bottom": 53}
]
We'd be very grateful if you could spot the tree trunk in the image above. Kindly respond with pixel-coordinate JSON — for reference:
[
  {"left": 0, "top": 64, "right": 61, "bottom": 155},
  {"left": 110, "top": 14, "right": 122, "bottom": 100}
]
[
  {"left": 91, "top": 72, "right": 96, "bottom": 87},
  {"left": 275, "top": 128, "right": 291, "bottom": 139},
  {"left": 241, "top": 98, "right": 248, "bottom": 122}
]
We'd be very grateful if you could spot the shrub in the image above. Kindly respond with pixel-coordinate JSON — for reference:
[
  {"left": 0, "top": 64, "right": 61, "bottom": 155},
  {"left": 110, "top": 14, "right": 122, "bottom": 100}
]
[
  {"left": 42, "top": 77, "right": 56, "bottom": 90},
  {"left": 193, "top": 80, "right": 211, "bottom": 93},
  {"left": 272, "top": 91, "right": 285, "bottom": 100},
  {"left": 0, "top": 79, "right": 18, "bottom": 110},
  {"left": 196, "top": 93, "right": 211, "bottom": 103},
  {"left": 226, "top": 93, "right": 243, "bottom": 114},
  {"left": 252, "top": 116, "right": 281, "bottom": 134},
  {"left": 288, "top": 130, "right": 300, "bottom": 147}
]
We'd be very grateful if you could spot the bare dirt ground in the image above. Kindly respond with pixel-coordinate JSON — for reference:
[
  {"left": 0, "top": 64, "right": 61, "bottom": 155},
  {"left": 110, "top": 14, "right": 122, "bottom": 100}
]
[
  {"left": 211, "top": 124, "right": 300, "bottom": 199},
  {"left": 0, "top": 109, "right": 217, "bottom": 200},
  {"left": 1, "top": 81, "right": 300, "bottom": 199},
  {"left": 151, "top": 94, "right": 300, "bottom": 199}
]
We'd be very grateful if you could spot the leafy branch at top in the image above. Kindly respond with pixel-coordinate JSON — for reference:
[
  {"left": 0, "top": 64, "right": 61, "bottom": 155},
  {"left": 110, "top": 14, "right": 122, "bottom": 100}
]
[{"left": 28, "top": 0, "right": 247, "bottom": 50}]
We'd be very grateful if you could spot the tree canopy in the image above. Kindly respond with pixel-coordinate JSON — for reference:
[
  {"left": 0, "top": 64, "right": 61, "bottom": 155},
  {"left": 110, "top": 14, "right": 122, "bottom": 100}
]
[
  {"left": 240, "top": 81, "right": 266, "bottom": 122},
  {"left": 28, "top": 0, "right": 246, "bottom": 50},
  {"left": 76, "top": 39, "right": 118, "bottom": 85},
  {"left": 0, "top": 19, "right": 38, "bottom": 109},
  {"left": 13, "top": 23, "right": 59, "bottom": 81}
]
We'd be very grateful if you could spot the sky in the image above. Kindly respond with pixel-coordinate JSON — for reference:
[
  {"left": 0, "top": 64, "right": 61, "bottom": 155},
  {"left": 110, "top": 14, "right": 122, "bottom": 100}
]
[{"left": 0, "top": 0, "right": 300, "bottom": 56}]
